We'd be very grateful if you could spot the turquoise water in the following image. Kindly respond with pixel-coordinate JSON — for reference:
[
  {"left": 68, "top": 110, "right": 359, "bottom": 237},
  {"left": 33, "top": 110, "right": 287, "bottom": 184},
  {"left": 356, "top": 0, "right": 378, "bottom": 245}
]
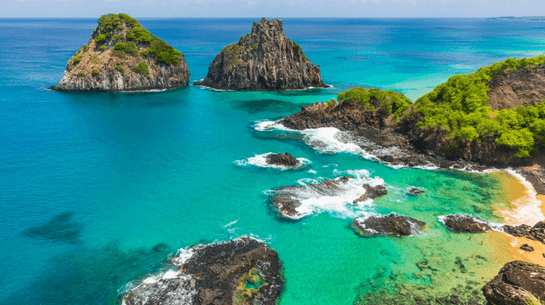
[{"left": 1, "top": 18, "right": 545, "bottom": 304}]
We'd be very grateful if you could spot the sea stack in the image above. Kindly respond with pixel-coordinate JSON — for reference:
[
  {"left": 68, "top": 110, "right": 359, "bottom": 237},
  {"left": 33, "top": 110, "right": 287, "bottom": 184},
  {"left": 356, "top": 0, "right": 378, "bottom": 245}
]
[
  {"left": 51, "top": 13, "right": 190, "bottom": 92},
  {"left": 194, "top": 18, "right": 327, "bottom": 90}
]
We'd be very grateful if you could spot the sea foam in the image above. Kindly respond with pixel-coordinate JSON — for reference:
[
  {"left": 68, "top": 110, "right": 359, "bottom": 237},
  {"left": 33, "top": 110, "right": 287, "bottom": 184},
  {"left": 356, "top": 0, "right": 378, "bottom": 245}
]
[{"left": 235, "top": 152, "right": 311, "bottom": 170}]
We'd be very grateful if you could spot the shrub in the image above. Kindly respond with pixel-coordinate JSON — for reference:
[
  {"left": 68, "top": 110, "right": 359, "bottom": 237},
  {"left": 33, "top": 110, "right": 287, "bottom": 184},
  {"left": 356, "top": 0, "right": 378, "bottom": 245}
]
[
  {"left": 82, "top": 45, "right": 89, "bottom": 52},
  {"left": 326, "top": 99, "right": 336, "bottom": 107},
  {"left": 124, "top": 41, "right": 139, "bottom": 57},
  {"left": 77, "top": 72, "right": 85, "bottom": 77},
  {"left": 115, "top": 65, "right": 124, "bottom": 72},
  {"left": 116, "top": 50, "right": 127, "bottom": 59},
  {"left": 113, "top": 42, "right": 125, "bottom": 51},
  {"left": 99, "top": 45, "right": 105, "bottom": 51},
  {"left": 337, "top": 87, "right": 411, "bottom": 119},
  {"left": 92, "top": 69, "right": 100, "bottom": 76},
  {"left": 131, "top": 61, "right": 149, "bottom": 76},
  {"left": 113, "top": 34, "right": 124, "bottom": 42},
  {"left": 117, "top": 25, "right": 124, "bottom": 30},
  {"left": 140, "top": 49, "right": 150, "bottom": 57},
  {"left": 148, "top": 39, "right": 181, "bottom": 65},
  {"left": 73, "top": 56, "right": 82, "bottom": 64},
  {"left": 95, "top": 34, "right": 106, "bottom": 43},
  {"left": 91, "top": 55, "right": 100, "bottom": 64},
  {"left": 252, "top": 43, "right": 258, "bottom": 50}
]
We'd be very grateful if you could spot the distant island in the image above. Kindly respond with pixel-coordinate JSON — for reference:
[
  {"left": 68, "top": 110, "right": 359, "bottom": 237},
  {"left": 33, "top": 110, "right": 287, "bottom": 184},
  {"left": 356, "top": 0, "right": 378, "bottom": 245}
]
[
  {"left": 489, "top": 16, "right": 545, "bottom": 20},
  {"left": 50, "top": 13, "right": 190, "bottom": 92},
  {"left": 194, "top": 18, "right": 328, "bottom": 91}
]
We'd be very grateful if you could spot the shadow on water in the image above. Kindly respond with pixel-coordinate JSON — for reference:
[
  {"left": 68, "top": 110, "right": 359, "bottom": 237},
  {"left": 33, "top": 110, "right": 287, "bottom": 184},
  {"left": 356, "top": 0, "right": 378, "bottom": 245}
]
[
  {"left": 22, "top": 212, "right": 82, "bottom": 244},
  {"left": 232, "top": 99, "right": 302, "bottom": 114},
  {"left": 5, "top": 240, "right": 174, "bottom": 305}
]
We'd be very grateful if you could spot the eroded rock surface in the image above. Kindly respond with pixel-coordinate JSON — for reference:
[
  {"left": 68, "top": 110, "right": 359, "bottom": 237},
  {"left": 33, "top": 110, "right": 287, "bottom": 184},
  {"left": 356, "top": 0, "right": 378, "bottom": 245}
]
[
  {"left": 194, "top": 18, "right": 326, "bottom": 90},
  {"left": 123, "top": 237, "right": 283, "bottom": 305},
  {"left": 265, "top": 153, "right": 300, "bottom": 167},
  {"left": 504, "top": 221, "right": 545, "bottom": 244},
  {"left": 439, "top": 214, "right": 495, "bottom": 233},
  {"left": 482, "top": 261, "right": 545, "bottom": 305},
  {"left": 51, "top": 13, "right": 189, "bottom": 92},
  {"left": 351, "top": 214, "right": 426, "bottom": 237}
]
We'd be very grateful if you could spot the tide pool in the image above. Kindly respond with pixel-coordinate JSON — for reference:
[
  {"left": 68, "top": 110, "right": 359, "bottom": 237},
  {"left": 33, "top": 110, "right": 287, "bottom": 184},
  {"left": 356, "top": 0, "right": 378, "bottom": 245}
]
[{"left": 1, "top": 18, "right": 545, "bottom": 304}]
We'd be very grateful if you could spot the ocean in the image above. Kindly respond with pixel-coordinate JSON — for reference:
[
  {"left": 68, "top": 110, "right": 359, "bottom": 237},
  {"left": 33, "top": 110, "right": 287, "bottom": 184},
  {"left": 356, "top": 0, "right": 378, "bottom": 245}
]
[{"left": 1, "top": 18, "right": 545, "bottom": 304}]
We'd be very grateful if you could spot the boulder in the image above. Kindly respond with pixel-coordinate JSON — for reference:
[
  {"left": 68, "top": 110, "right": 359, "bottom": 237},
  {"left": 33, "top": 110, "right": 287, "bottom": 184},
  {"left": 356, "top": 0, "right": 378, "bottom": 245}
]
[
  {"left": 504, "top": 221, "right": 545, "bottom": 244},
  {"left": 265, "top": 153, "right": 300, "bottom": 167},
  {"left": 520, "top": 244, "right": 534, "bottom": 252},
  {"left": 439, "top": 214, "right": 494, "bottom": 233},
  {"left": 123, "top": 237, "right": 283, "bottom": 305},
  {"left": 194, "top": 18, "right": 326, "bottom": 90},
  {"left": 482, "top": 261, "right": 545, "bottom": 305},
  {"left": 351, "top": 214, "right": 426, "bottom": 237},
  {"left": 407, "top": 188, "right": 425, "bottom": 196}
]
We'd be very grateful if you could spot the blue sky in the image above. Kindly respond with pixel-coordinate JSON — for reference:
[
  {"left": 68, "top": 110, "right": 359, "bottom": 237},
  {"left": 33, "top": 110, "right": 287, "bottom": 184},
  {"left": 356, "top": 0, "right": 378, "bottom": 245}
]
[{"left": 1, "top": 0, "right": 544, "bottom": 18}]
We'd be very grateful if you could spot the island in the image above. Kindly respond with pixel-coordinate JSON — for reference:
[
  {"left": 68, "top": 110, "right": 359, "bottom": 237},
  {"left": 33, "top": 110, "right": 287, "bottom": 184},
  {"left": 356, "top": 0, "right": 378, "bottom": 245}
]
[
  {"left": 50, "top": 13, "right": 190, "bottom": 92},
  {"left": 194, "top": 18, "right": 327, "bottom": 91}
]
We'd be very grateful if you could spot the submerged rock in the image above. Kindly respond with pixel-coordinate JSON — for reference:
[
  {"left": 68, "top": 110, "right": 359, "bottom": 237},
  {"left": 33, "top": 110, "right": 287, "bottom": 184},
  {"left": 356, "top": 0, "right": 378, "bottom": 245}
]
[
  {"left": 504, "top": 221, "right": 545, "bottom": 244},
  {"left": 520, "top": 244, "right": 534, "bottom": 252},
  {"left": 122, "top": 237, "right": 283, "bottom": 305},
  {"left": 265, "top": 152, "right": 300, "bottom": 167},
  {"left": 353, "top": 184, "right": 388, "bottom": 203},
  {"left": 51, "top": 13, "right": 189, "bottom": 92},
  {"left": 482, "top": 261, "right": 545, "bottom": 305},
  {"left": 407, "top": 188, "right": 425, "bottom": 196},
  {"left": 351, "top": 214, "right": 426, "bottom": 237},
  {"left": 439, "top": 214, "right": 495, "bottom": 233},
  {"left": 194, "top": 18, "right": 326, "bottom": 90},
  {"left": 271, "top": 176, "right": 355, "bottom": 219}
]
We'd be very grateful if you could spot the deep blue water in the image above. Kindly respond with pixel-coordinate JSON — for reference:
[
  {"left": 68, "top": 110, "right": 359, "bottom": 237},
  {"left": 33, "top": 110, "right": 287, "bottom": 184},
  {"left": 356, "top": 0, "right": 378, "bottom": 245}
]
[{"left": 1, "top": 18, "right": 545, "bottom": 305}]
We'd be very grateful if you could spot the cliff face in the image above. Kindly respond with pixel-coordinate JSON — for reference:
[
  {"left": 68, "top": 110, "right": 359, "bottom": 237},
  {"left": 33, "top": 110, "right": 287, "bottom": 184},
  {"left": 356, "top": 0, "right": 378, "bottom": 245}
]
[
  {"left": 194, "top": 18, "right": 327, "bottom": 90},
  {"left": 487, "top": 65, "right": 545, "bottom": 110},
  {"left": 51, "top": 13, "right": 189, "bottom": 92}
]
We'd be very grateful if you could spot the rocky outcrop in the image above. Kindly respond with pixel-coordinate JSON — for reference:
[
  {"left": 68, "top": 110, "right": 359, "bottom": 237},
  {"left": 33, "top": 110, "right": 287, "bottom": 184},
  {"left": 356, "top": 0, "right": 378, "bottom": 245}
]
[
  {"left": 194, "top": 18, "right": 326, "bottom": 91},
  {"left": 504, "top": 221, "right": 545, "bottom": 244},
  {"left": 487, "top": 65, "right": 545, "bottom": 111},
  {"left": 362, "top": 184, "right": 388, "bottom": 200},
  {"left": 351, "top": 214, "right": 426, "bottom": 237},
  {"left": 407, "top": 188, "right": 425, "bottom": 196},
  {"left": 520, "top": 244, "right": 535, "bottom": 252},
  {"left": 271, "top": 176, "right": 355, "bottom": 219},
  {"left": 122, "top": 237, "right": 283, "bottom": 305},
  {"left": 51, "top": 13, "right": 189, "bottom": 92},
  {"left": 265, "top": 153, "right": 300, "bottom": 167},
  {"left": 438, "top": 214, "right": 496, "bottom": 233},
  {"left": 482, "top": 261, "right": 545, "bottom": 305}
]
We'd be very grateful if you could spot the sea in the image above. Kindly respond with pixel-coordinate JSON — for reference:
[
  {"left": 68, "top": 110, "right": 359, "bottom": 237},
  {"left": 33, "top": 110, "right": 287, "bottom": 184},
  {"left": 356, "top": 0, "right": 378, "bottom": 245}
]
[{"left": 1, "top": 18, "right": 545, "bottom": 305}]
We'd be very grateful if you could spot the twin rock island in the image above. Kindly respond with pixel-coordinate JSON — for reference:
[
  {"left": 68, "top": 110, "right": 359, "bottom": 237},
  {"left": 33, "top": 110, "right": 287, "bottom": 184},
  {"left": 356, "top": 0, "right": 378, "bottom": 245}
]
[
  {"left": 50, "top": 13, "right": 545, "bottom": 305},
  {"left": 50, "top": 14, "right": 325, "bottom": 92}
]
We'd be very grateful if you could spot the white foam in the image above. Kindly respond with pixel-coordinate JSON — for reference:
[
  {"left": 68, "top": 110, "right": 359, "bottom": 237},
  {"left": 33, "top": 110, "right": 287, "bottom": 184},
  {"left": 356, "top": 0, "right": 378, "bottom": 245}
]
[
  {"left": 235, "top": 152, "right": 311, "bottom": 170},
  {"left": 280, "top": 169, "right": 384, "bottom": 219},
  {"left": 500, "top": 168, "right": 545, "bottom": 226},
  {"left": 170, "top": 248, "right": 194, "bottom": 267},
  {"left": 308, "top": 169, "right": 317, "bottom": 174},
  {"left": 438, "top": 214, "right": 504, "bottom": 232}
]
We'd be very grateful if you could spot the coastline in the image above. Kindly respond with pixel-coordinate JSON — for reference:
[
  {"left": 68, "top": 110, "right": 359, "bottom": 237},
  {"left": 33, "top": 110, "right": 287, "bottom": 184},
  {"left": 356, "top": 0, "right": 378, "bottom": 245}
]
[{"left": 489, "top": 170, "right": 545, "bottom": 265}]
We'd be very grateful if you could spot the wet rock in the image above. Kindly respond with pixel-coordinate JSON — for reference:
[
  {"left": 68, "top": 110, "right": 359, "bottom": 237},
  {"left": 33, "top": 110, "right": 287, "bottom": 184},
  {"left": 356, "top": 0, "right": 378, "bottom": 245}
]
[
  {"left": 363, "top": 184, "right": 388, "bottom": 200},
  {"left": 51, "top": 13, "right": 189, "bottom": 92},
  {"left": 265, "top": 153, "right": 300, "bottom": 167},
  {"left": 520, "top": 244, "right": 534, "bottom": 252},
  {"left": 504, "top": 221, "right": 545, "bottom": 244},
  {"left": 439, "top": 214, "right": 494, "bottom": 233},
  {"left": 351, "top": 214, "right": 426, "bottom": 237},
  {"left": 123, "top": 237, "right": 283, "bottom": 305},
  {"left": 407, "top": 188, "right": 425, "bottom": 196},
  {"left": 271, "top": 176, "right": 354, "bottom": 219},
  {"left": 194, "top": 18, "right": 326, "bottom": 91},
  {"left": 482, "top": 260, "right": 545, "bottom": 305}
]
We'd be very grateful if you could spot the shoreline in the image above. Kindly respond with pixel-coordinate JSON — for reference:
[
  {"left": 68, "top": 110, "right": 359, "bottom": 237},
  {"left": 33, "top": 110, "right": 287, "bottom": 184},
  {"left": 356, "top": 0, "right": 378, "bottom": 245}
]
[{"left": 489, "top": 170, "right": 545, "bottom": 265}]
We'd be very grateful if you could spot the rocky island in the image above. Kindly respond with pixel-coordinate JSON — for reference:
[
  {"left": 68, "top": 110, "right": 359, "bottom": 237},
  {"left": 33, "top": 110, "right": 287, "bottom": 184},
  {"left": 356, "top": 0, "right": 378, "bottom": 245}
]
[
  {"left": 194, "top": 18, "right": 327, "bottom": 90},
  {"left": 122, "top": 237, "right": 283, "bottom": 305},
  {"left": 51, "top": 13, "right": 189, "bottom": 92},
  {"left": 351, "top": 214, "right": 426, "bottom": 237}
]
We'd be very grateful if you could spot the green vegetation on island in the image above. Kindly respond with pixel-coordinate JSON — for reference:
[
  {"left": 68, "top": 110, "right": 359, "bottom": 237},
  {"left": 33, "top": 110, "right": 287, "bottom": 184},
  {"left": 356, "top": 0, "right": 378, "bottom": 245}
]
[{"left": 337, "top": 87, "right": 412, "bottom": 120}]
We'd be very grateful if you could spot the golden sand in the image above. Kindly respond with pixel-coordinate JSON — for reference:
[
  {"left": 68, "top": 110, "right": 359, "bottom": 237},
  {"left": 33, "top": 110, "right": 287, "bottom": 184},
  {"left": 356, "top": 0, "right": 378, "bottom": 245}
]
[{"left": 488, "top": 171, "right": 545, "bottom": 265}]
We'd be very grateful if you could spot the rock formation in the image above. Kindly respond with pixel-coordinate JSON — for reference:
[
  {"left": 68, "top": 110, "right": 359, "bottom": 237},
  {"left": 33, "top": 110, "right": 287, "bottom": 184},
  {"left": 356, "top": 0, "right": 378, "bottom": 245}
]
[
  {"left": 482, "top": 261, "right": 545, "bottom": 305},
  {"left": 194, "top": 18, "right": 327, "bottom": 90},
  {"left": 51, "top": 13, "right": 189, "bottom": 92},
  {"left": 353, "top": 184, "right": 388, "bottom": 203},
  {"left": 122, "top": 237, "right": 283, "bottom": 305},
  {"left": 504, "top": 221, "right": 545, "bottom": 244},
  {"left": 438, "top": 214, "right": 496, "bottom": 233},
  {"left": 351, "top": 214, "right": 426, "bottom": 237},
  {"left": 407, "top": 188, "right": 425, "bottom": 196},
  {"left": 265, "top": 153, "right": 300, "bottom": 167}
]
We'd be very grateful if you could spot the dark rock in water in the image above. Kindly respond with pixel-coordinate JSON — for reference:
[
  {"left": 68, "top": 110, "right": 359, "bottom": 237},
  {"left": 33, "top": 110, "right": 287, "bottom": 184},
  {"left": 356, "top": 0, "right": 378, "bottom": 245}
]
[
  {"left": 51, "top": 13, "right": 189, "bottom": 92},
  {"left": 351, "top": 214, "right": 426, "bottom": 237},
  {"left": 271, "top": 176, "right": 354, "bottom": 219},
  {"left": 439, "top": 214, "right": 494, "bottom": 233},
  {"left": 482, "top": 260, "right": 545, "bottom": 305},
  {"left": 520, "top": 244, "right": 534, "bottom": 252},
  {"left": 407, "top": 188, "right": 425, "bottom": 196},
  {"left": 504, "top": 221, "right": 545, "bottom": 244},
  {"left": 265, "top": 152, "right": 300, "bottom": 167},
  {"left": 364, "top": 184, "right": 388, "bottom": 199},
  {"left": 151, "top": 243, "right": 171, "bottom": 253},
  {"left": 123, "top": 237, "right": 283, "bottom": 305},
  {"left": 194, "top": 18, "right": 326, "bottom": 91},
  {"left": 23, "top": 212, "right": 81, "bottom": 243}
]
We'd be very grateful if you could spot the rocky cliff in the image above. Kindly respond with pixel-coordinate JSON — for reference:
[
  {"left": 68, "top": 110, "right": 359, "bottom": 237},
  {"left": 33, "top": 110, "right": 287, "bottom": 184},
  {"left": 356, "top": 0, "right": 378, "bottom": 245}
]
[
  {"left": 122, "top": 237, "right": 283, "bottom": 305},
  {"left": 194, "top": 18, "right": 327, "bottom": 90},
  {"left": 51, "top": 13, "right": 189, "bottom": 92}
]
